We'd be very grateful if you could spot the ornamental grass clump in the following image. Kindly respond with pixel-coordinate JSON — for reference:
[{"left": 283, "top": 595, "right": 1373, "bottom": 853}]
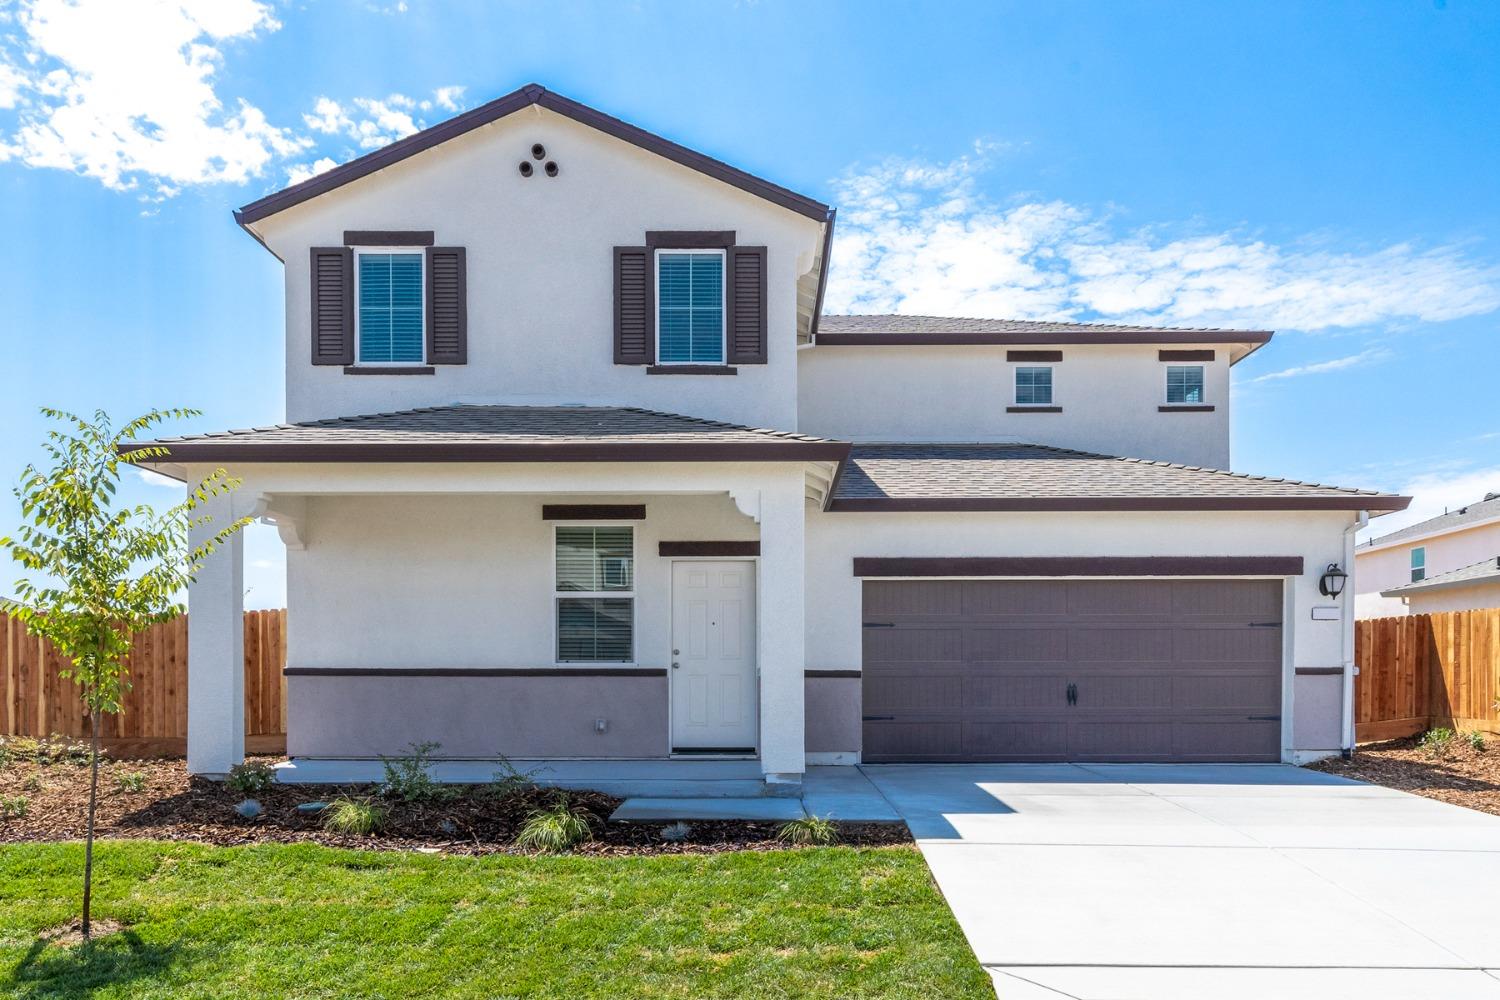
[
  {"left": 777, "top": 815, "right": 840, "bottom": 846},
  {"left": 515, "top": 797, "right": 594, "bottom": 853},
  {"left": 322, "top": 798, "right": 386, "bottom": 836}
]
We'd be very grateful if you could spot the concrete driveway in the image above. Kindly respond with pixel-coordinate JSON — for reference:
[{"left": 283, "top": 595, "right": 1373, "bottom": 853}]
[{"left": 860, "top": 763, "right": 1500, "bottom": 999}]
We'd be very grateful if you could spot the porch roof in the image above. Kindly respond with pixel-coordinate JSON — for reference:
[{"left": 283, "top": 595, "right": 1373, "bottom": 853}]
[
  {"left": 120, "top": 405, "right": 851, "bottom": 467},
  {"left": 828, "top": 443, "right": 1411, "bottom": 512}
]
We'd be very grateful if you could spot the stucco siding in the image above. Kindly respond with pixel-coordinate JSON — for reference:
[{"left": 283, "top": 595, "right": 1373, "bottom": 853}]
[
  {"left": 1355, "top": 519, "right": 1500, "bottom": 617},
  {"left": 797, "top": 344, "right": 1232, "bottom": 468},
  {"left": 1405, "top": 581, "right": 1500, "bottom": 615},
  {"left": 253, "top": 108, "right": 823, "bottom": 430},
  {"left": 805, "top": 675, "right": 860, "bottom": 755}
]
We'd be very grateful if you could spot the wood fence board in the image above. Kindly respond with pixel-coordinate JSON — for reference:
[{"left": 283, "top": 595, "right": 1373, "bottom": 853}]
[{"left": 1355, "top": 609, "right": 1500, "bottom": 741}]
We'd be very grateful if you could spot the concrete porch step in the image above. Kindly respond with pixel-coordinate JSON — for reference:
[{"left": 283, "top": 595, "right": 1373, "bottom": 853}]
[{"left": 609, "top": 797, "right": 808, "bottom": 822}]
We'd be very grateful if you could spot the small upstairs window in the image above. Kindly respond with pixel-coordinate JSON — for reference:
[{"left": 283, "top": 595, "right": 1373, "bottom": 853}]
[
  {"left": 656, "top": 250, "right": 724, "bottom": 364},
  {"left": 1166, "top": 365, "right": 1205, "bottom": 405},
  {"left": 1014, "top": 367, "right": 1053, "bottom": 406},
  {"left": 1410, "top": 546, "right": 1426, "bottom": 583},
  {"left": 356, "top": 251, "right": 425, "bottom": 364}
]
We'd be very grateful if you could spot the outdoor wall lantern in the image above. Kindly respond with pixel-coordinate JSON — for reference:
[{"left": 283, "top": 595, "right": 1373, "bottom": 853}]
[{"left": 1318, "top": 563, "right": 1348, "bottom": 599}]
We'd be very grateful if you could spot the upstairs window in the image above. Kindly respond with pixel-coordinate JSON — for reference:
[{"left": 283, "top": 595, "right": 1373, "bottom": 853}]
[
  {"left": 1166, "top": 365, "right": 1205, "bottom": 405},
  {"left": 1410, "top": 546, "right": 1426, "bottom": 583},
  {"left": 356, "top": 251, "right": 425, "bottom": 364},
  {"left": 656, "top": 250, "right": 724, "bottom": 364},
  {"left": 555, "top": 526, "right": 634, "bottom": 663},
  {"left": 1014, "top": 366, "right": 1054, "bottom": 406}
]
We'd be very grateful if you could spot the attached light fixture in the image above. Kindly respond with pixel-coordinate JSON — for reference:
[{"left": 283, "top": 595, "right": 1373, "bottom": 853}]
[{"left": 1318, "top": 562, "right": 1348, "bottom": 599}]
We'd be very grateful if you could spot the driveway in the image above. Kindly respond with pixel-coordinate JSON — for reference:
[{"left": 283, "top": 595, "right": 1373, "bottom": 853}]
[{"left": 860, "top": 763, "right": 1500, "bottom": 999}]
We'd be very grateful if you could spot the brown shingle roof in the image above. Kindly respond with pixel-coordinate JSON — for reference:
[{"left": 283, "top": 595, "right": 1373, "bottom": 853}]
[
  {"left": 815, "top": 315, "right": 1273, "bottom": 358},
  {"left": 830, "top": 444, "right": 1410, "bottom": 512},
  {"left": 819, "top": 315, "right": 1270, "bottom": 337},
  {"left": 121, "top": 405, "right": 850, "bottom": 465},
  {"left": 1362, "top": 492, "right": 1500, "bottom": 549},
  {"left": 1381, "top": 556, "right": 1500, "bottom": 597}
]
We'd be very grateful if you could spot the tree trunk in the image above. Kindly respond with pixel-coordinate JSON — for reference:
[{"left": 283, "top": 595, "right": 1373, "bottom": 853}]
[{"left": 82, "top": 710, "right": 100, "bottom": 938}]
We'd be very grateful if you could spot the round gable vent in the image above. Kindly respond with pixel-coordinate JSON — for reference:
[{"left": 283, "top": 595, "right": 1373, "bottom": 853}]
[
  {"left": 518, "top": 161, "right": 533, "bottom": 177},
  {"left": 531, "top": 143, "right": 547, "bottom": 160}
]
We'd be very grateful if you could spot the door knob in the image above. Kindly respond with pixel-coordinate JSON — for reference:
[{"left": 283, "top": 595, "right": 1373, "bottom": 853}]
[{"left": 671, "top": 662, "right": 680, "bottom": 669}]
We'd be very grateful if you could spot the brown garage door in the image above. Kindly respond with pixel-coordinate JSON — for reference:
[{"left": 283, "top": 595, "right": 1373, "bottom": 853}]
[{"left": 861, "top": 579, "right": 1283, "bottom": 763}]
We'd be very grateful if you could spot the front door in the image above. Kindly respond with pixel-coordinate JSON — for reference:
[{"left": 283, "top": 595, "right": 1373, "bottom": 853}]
[{"left": 671, "top": 561, "right": 757, "bottom": 753}]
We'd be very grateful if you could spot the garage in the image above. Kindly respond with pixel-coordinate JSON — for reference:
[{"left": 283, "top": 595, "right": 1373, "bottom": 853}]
[{"left": 861, "top": 577, "right": 1284, "bottom": 763}]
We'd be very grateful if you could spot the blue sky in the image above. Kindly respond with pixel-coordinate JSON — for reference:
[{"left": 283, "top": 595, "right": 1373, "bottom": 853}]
[{"left": 1, "top": 0, "right": 1497, "bottom": 607}]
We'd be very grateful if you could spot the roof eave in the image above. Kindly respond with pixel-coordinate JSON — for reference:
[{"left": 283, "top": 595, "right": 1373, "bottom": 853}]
[
  {"left": 1360, "top": 510, "right": 1500, "bottom": 553},
  {"left": 233, "top": 83, "right": 830, "bottom": 243},
  {"left": 812, "top": 330, "right": 1275, "bottom": 348},
  {"left": 826, "top": 495, "right": 1409, "bottom": 513},
  {"left": 1381, "top": 572, "right": 1500, "bottom": 598},
  {"left": 119, "top": 440, "right": 852, "bottom": 465}
]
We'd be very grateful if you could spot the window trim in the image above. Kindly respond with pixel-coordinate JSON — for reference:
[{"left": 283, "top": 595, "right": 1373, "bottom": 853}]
[
  {"left": 1164, "top": 364, "right": 1206, "bottom": 406},
  {"left": 653, "top": 248, "right": 726, "bottom": 366},
  {"left": 553, "top": 524, "right": 637, "bottom": 667},
  {"left": 1410, "top": 546, "right": 1426, "bottom": 583},
  {"left": 1012, "top": 364, "right": 1055, "bottom": 407},
  {"left": 352, "top": 246, "right": 427, "bottom": 367}
]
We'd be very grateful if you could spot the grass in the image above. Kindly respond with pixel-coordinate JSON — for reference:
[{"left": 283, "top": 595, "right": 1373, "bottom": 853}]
[{"left": 0, "top": 840, "right": 989, "bottom": 999}]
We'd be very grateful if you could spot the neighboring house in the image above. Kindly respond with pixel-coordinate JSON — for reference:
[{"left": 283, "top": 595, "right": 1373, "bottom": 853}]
[
  {"left": 1354, "top": 493, "right": 1500, "bottom": 618},
  {"left": 124, "top": 84, "right": 1408, "bottom": 784}
]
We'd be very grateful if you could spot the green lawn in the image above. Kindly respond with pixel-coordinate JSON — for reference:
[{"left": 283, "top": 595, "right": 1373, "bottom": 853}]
[{"left": 0, "top": 841, "right": 990, "bottom": 1000}]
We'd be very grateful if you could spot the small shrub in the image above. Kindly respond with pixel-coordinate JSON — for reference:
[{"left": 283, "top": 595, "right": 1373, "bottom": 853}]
[
  {"left": 777, "top": 815, "right": 840, "bottom": 846},
  {"left": 323, "top": 798, "right": 385, "bottom": 835},
  {"left": 659, "top": 821, "right": 693, "bottom": 843},
  {"left": 0, "top": 734, "right": 92, "bottom": 767},
  {"left": 22, "top": 773, "right": 42, "bottom": 793},
  {"left": 1419, "top": 727, "right": 1457, "bottom": 758},
  {"left": 226, "top": 761, "right": 277, "bottom": 795},
  {"left": 380, "top": 741, "right": 453, "bottom": 802},
  {"left": 515, "top": 798, "right": 593, "bottom": 853},
  {"left": 114, "top": 771, "right": 147, "bottom": 794},
  {"left": 1464, "top": 730, "right": 1486, "bottom": 752},
  {"left": 490, "top": 754, "right": 546, "bottom": 799},
  {"left": 0, "top": 795, "right": 29, "bottom": 820}
]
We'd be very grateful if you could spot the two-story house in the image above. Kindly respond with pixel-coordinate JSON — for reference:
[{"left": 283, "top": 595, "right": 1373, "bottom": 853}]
[
  {"left": 125, "top": 85, "right": 1408, "bottom": 786},
  {"left": 1355, "top": 493, "right": 1500, "bottom": 618}
]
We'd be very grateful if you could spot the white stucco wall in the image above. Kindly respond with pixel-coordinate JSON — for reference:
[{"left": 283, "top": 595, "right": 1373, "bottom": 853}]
[
  {"left": 1354, "top": 517, "right": 1500, "bottom": 618},
  {"left": 250, "top": 108, "right": 824, "bottom": 430},
  {"left": 797, "top": 344, "right": 1233, "bottom": 468},
  {"left": 1404, "top": 581, "right": 1500, "bottom": 615},
  {"left": 805, "top": 507, "right": 1360, "bottom": 757}
]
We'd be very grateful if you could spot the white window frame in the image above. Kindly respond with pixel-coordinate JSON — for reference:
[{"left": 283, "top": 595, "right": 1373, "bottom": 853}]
[
  {"left": 654, "top": 248, "right": 726, "bottom": 366},
  {"left": 353, "top": 246, "right": 427, "bottom": 367},
  {"left": 552, "top": 524, "right": 637, "bottom": 666},
  {"left": 1013, "top": 365, "right": 1055, "bottom": 407},
  {"left": 1410, "top": 546, "right": 1426, "bottom": 583},
  {"left": 1165, "top": 364, "right": 1206, "bottom": 405}
]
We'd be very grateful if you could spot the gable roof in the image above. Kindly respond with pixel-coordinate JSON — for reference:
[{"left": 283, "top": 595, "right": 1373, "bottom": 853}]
[
  {"left": 829, "top": 443, "right": 1409, "bottom": 512},
  {"left": 119, "top": 405, "right": 850, "bottom": 468},
  {"left": 1361, "top": 492, "right": 1500, "bottom": 551},
  {"left": 1381, "top": 556, "right": 1500, "bottom": 597},
  {"left": 235, "top": 84, "right": 831, "bottom": 228},
  {"left": 816, "top": 315, "right": 1273, "bottom": 359}
]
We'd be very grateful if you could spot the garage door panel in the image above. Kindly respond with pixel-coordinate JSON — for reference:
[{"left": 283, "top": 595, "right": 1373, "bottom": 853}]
[
  {"left": 963, "top": 580, "right": 1070, "bottom": 617},
  {"left": 965, "top": 627, "right": 1070, "bottom": 661},
  {"left": 861, "top": 578, "right": 1284, "bottom": 763},
  {"left": 863, "top": 626, "right": 963, "bottom": 663}
]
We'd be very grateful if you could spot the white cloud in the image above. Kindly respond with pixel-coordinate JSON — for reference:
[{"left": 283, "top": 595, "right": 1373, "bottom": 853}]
[
  {"left": 1362, "top": 466, "right": 1500, "bottom": 541},
  {"left": 300, "top": 88, "right": 464, "bottom": 152},
  {"left": 285, "top": 155, "right": 336, "bottom": 186},
  {"left": 0, "top": 0, "right": 310, "bottom": 197},
  {"left": 133, "top": 466, "right": 181, "bottom": 489},
  {"left": 348, "top": 96, "right": 419, "bottom": 148},
  {"left": 303, "top": 97, "right": 351, "bottom": 135},
  {"left": 1247, "top": 347, "right": 1394, "bottom": 383},
  {"left": 433, "top": 86, "right": 465, "bottom": 112},
  {"left": 827, "top": 146, "right": 1500, "bottom": 332}
]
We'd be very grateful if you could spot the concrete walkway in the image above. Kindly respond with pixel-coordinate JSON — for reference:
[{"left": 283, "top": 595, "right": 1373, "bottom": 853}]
[{"left": 861, "top": 762, "right": 1500, "bottom": 999}]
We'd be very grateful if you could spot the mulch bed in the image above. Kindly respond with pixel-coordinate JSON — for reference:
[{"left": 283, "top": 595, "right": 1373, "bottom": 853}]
[
  {"left": 0, "top": 749, "right": 909, "bottom": 855},
  {"left": 1309, "top": 734, "right": 1500, "bottom": 817}
]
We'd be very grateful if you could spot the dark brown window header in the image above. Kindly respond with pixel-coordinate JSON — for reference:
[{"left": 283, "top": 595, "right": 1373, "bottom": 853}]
[
  {"left": 1006, "top": 406, "right": 1063, "bottom": 414},
  {"left": 343, "top": 230, "right": 435, "bottom": 246},
  {"left": 852, "top": 556, "right": 1306, "bottom": 577},
  {"left": 1007, "top": 350, "right": 1063, "bottom": 362},
  {"left": 658, "top": 541, "right": 760, "bottom": 557},
  {"left": 646, "top": 365, "right": 737, "bottom": 375},
  {"left": 646, "top": 230, "right": 736, "bottom": 249},
  {"left": 1159, "top": 349, "right": 1216, "bottom": 362},
  {"left": 543, "top": 504, "right": 646, "bottom": 521},
  {"left": 1159, "top": 405, "right": 1216, "bottom": 413},
  {"left": 342, "top": 366, "right": 435, "bottom": 376},
  {"left": 805, "top": 669, "right": 861, "bottom": 679}
]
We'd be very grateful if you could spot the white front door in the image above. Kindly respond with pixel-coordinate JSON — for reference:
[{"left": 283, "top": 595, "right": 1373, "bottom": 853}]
[{"left": 671, "top": 561, "right": 758, "bottom": 752}]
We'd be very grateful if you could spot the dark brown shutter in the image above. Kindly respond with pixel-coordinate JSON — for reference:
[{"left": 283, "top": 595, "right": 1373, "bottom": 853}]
[
  {"left": 310, "top": 247, "right": 353, "bottom": 365},
  {"left": 614, "top": 246, "right": 652, "bottom": 364},
  {"left": 727, "top": 245, "right": 767, "bottom": 364},
  {"left": 426, "top": 246, "right": 467, "bottom": 364}
]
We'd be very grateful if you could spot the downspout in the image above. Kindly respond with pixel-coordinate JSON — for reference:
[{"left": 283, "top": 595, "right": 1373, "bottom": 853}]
[{"left": 1340, "top": 510, "right": 1369, "bottom": 757}]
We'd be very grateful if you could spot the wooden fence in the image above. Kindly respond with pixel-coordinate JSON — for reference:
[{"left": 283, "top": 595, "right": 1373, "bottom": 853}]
[
  {"left": 1355, "top": 609, "right": 1500, "bottom": 743},
  {"left": 1, "top": 610, "right": 287, "bottom": 757}
]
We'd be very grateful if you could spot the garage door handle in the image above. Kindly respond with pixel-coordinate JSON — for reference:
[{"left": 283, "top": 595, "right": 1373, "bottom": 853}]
[
  {"left": 1249, "top": 622, "right": 1281, "bottom": 628},
  {"left": 1247, "top": 715, "right": 1281, "bottom": 721},
  {"left": 862, "top": 715, "right": 895, "bottom": 722},
  {"left": 1066, "top": 682, "right": 1077, "bottom": 706},
  {"left": 862, "top": 622, "right": 896, "bottom": 628}
]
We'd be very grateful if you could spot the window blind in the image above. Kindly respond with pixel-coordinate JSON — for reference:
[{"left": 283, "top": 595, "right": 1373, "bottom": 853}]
[
  {"left": 657, "top": 251, "right": 724, "bottom": 364},
  {"left": 358, "top": 253, "right": 424, "bottom": 363}
]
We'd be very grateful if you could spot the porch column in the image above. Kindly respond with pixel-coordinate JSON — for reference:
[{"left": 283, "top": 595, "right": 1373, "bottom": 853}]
[
  {"left": 758, "top": 475, "right": 806, "bottom": 782},
  {"left": 186, "top": 489, "right": 245, "bottom": 776}
]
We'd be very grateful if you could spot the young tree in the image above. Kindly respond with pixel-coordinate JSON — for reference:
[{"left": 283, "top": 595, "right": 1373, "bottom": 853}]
[{"left": 1, "top": 408, "right": 249, "bottom": 938}]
